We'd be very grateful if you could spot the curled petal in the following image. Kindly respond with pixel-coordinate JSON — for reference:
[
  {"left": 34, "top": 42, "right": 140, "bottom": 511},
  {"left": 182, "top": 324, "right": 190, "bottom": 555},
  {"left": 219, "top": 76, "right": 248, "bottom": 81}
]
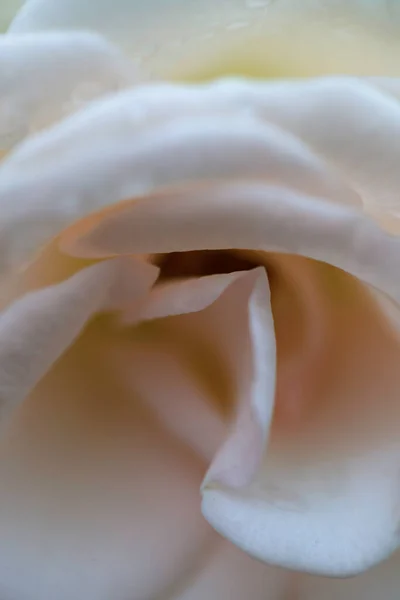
[
  {"left": 0, "top": 32, "right": 134, "bottom": 150},
  {"left": 0, "top": 257, "right": 158, "bottom": 425}
]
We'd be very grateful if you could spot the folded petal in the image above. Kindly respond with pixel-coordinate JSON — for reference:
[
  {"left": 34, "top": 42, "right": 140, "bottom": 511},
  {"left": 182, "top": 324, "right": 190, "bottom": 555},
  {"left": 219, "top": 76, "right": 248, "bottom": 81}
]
[
  {"left": 60, "top": 182, "right": 400, "bottom": 575},
  {"left": 0, "top": 257, "right": 158, "bottom": 425},
  {"left": 4, "top": 77, "right": 400, "bottom": 275},
  {"left": 119, "top": 267, "right": 275, "bottom": 468},
  {"left": 0, "top": 77, "right": 382, "bottom": 273},
  {"left": 0, "top": 32, "right": 134, "bottom": 150},
  {"left": 61, "top": 180, "right": 400, "bottom": 304}
]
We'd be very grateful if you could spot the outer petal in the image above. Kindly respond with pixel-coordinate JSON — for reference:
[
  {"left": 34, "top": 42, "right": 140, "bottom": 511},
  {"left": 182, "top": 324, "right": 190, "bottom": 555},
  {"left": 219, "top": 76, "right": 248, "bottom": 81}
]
[
  {"left": 0, "top": 0, "right": 23, "bottom": 32},
  {"left": 0, "top": 77, "right": 384, "bottom": 273},
  {"left": 0, "top": 32, "right": 134, "bottom": 150},
  {"left": 8, "top": 0, "right": 400, "bottom": 78}
]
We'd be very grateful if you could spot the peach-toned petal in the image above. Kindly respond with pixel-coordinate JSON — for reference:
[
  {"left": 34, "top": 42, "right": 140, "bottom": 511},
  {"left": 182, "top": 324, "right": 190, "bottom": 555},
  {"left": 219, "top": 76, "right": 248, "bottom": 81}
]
[
  {"left": 0, "top": 257, "right": 158, "bottom": 425},
  {"left": 0, "top": 32, "right": 134, "bottom": 150},
  {"left": 119, "top": 267, "right": 274, "bottom": 466},
  {"left": 202, "top": 266, "right": 400, "bottom": 576},
  {"left": 176, "top": 537, "right": 288, "bottom": 600},
  {"left": 0, "top": 322, "right": 211, "bottom": 600}
]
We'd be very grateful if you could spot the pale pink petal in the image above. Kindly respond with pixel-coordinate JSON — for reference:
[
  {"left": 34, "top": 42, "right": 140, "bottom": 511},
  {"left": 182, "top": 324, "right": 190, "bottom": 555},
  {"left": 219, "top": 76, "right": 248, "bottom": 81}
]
[
  {"left": 175, "top": 537, "right": 288, "bottom": 600},
  {"left": 202, "top": 264, "right": 400, "bottom": 576},
  {"left": 0, "top": 257, "right": 158, "bottom": 424},
  {"left": 0, "top": 32, "right": 134, "bottom": 150},
  {"left": 0, "top": 322, "right": 211, "bottom": 600},
  {"left": 118, "top": 267, "right": 274, "bottom": 465}
]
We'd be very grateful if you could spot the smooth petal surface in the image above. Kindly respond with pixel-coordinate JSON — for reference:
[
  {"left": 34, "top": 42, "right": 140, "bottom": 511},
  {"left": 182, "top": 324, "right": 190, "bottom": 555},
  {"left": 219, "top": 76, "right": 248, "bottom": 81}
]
[
  {"left": 1, "top": 77, "right": 395, "bottom": 274},
  {"left": 61, "top": 181, "right": 400, "bottom": 304},
  {"left": 298, "top": 551, "right": 400, "bottom": 599},
  {"left": 60, "top": 182, "right": 400, "bottom": 575},
  {"left": 0, "top": 323, "right": 212, "bottom": 600},
  {"left": 0, "top": 0, "right": 23, "bottom": 32},
  {"left": 0, "top": 32, "right": 134, "bottom": 150},
  {"left": 0, "top": 262, "right": 273, "bottom": 599},
  {"left": 176, "top": 538, "right": 288, "bottom": 600},
  {"left": 8, "top": 0, "right": 400, "bottom": 78},
  {"left": 0, "top": 257, "right": 158, "bottom": 425}
]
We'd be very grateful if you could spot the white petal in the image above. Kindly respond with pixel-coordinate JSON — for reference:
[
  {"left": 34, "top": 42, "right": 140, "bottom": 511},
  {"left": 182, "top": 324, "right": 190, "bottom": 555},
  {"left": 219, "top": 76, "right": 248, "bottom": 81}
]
[
  {"left": 0, "top": 77, "right": 377, "bottom": 274},
  {"left": 8, "top": 0, "right": 400, "bottom": 78},
  {"left": 0, "top": 257, "right": 158, "bottom": 425},
  {"left": 0, "top": 31, "right": 134, "bottom": 150}
]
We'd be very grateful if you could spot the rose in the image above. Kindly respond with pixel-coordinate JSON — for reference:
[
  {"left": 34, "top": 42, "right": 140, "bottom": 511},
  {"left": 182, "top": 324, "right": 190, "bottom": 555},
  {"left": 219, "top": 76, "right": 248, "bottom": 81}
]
[{"left": 1, "top": 1, "right": 400, "bottom": 599}]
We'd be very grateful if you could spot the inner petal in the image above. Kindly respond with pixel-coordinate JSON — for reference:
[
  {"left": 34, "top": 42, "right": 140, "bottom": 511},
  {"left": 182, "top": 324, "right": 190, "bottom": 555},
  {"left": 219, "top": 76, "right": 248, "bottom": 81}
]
[{"left": 0, "top": 321, "right": 213, "bottom": 600}]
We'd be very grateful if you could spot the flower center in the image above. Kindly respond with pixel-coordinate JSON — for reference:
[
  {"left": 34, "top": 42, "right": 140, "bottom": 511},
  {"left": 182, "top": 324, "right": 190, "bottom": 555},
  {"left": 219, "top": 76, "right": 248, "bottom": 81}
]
[{"left": 154, "top": 249, "right": 260, "bottom": 281}]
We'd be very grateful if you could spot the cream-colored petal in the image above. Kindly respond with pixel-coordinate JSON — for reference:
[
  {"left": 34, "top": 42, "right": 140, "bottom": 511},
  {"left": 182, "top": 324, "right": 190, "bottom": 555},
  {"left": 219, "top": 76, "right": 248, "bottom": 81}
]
[
  {"left": 119, "top": 268, "right": 274, "bottom": 466},
  {"left": 0, "top": 31, "right": 134, "bottom": 150},
  {"left": 8, "top": 0, "right": 400, "bottom": 78},
  {"left": 5, "top": 77, "right": 400, "bottom": 275},
  {"left": 0, "top": 257, "right": 158, "bottom": 425},
  {"left": 176, "top": 537, "right": 288, "bottom": 600},
  {"left": 1, "top": 77, "right": 381, "bottom": 274},
  {"left": 202, "top": 263, "right": 400, "bottom": 577},
  {"left": 61, "top": 181, "right": 400, "bottom": 575},
  {"left": 61, "top": 181, "right": 400, "bottom": 304},
  {"left": 0, "top": 321, "right": 211, "bottom": 600}
]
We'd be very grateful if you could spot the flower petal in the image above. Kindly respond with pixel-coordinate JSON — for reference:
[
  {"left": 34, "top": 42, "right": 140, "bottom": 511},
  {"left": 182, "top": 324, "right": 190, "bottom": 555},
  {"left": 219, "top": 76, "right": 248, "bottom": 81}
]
[
  {"left": 298, "top": 552, "right": 400, "bottom": 600},
  {"left": 8, "top": 0, "right": 400, "bottom": 78},
  {"left": 60, "top": 181, "right": 400, "bottom": 575},
  {"left": 61, "top": 180, "right": 400, "bottom": 304},
  {"left": 0, "top": 320, "right": 211, "bottom": 600},
  {"left": 0, "top": 77, "right": 380, "bottom": 274},
  {"left": 175, "top": 537, "right": 288, "bottom": 600},
  {"left": 0, "top": 31, "right": 134, "bottom": 150},
  {"left": 119, "top": 267, "right": 275, "bottom": 466},
  {"left": 202, "top": 263, "right": 400, "bottom": 577},
  {"left": 0, "top": 257, "right": 158, "bottom": 426}
]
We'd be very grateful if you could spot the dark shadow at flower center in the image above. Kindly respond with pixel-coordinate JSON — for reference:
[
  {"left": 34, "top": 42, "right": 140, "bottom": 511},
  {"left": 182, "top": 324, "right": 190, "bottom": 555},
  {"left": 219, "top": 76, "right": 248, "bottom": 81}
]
[{"left": 154, "top": 250, "right": 261, "bottom": 281}]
